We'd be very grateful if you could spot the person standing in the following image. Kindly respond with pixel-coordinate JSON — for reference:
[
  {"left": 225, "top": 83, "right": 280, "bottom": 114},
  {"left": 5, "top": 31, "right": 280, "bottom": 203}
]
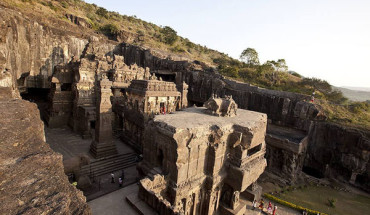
[
  {"left": 273, "top": 205, "right": 277, "bottom": 215},
  {"left": 259, "top": 199, "right": 264, "bottom": 211},
  {"left": 118, "top": 177, "right": 123, "bottom": 187},
  {"left": 267, "top": 201, "right": 272, "bottom": 214},
  {"left": 111, "top": 172, "right": 115, "bottom": 183},
  {"left": 252, "top": 200, "right": 257, "bottom": 210}
]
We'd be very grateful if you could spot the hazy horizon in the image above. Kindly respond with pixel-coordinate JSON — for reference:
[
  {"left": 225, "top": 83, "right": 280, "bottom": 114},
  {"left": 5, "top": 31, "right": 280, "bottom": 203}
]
[{"left": 85, "top": 0, "right": 370, "bottom": 88}]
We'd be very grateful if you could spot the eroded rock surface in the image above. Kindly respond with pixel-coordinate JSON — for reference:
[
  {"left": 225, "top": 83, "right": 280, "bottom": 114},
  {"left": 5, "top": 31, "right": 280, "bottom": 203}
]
[{"left": 0, "top": 89, "right": 91, "bottom": 215}]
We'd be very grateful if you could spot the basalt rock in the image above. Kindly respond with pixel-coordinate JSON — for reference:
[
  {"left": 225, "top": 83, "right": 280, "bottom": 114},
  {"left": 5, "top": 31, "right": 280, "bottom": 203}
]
[
  {"left": 304, "top": 122, "right": 370, "bottom": 191},
  {"left": 0, "top": 87, "right": 91, "bottom": 214}
]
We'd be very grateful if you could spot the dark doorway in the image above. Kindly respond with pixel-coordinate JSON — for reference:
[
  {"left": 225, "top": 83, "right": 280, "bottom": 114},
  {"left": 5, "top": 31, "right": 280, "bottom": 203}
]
[
  {"left": 154, "top": 73, "right": 176, "bottom": 82},
  {"left": 302, "top": 166, "right": 324, "bottom": 178},
  {"left": 61, "top": 83, "right": 72, "bottom": 91},
  {"left": 158, "top": 149, "right": 164, "bottom": 167},
  {"left": 90, "top": 120, "right": 96, "bottom": 129}
]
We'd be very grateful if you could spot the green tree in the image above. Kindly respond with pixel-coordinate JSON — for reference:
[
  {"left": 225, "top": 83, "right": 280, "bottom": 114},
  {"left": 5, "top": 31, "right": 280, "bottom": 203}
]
[
  {"left": 265, "top": 59, "right": 288, "bottom": 72},
  {"left": 96, "top": 7, "right": 108, "bottom": 18},
  {"left": 240, "top": 48, "right": 260, "bottom": 66},
  {"left": 276, "top": 59, "right": 288, "bottom": 72},
  {"left": 161, "top": 26, "right": 178, "bottom": 45}
]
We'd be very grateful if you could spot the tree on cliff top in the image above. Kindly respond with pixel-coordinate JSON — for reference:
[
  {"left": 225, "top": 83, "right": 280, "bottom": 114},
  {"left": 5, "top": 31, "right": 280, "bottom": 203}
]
[
  {"left": 240, "top": 48, "right": 260, "bottom": 66},
  {"left": 161, "top": 26, "right": 178, "bottom": 45}
]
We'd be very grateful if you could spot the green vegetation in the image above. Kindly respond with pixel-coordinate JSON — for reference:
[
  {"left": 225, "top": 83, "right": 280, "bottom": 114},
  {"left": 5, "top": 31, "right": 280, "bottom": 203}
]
[
  {"left": 160, "top": 26, "right": 178, "bottom": 45},
  {"left": 327, "top": 198, "right": 336, "bottom": 208},
  {"left": 264, "top": 194, "right": 328, "bottom": 215},
  {"left": 99, "top": 23, "right": 119, "bottom": 38},
  {"left": 266, "top": 185, "right": 370, "bottom": 215},
  {"left": 3, "top": 0, "right": 369, "bottom": 130}
]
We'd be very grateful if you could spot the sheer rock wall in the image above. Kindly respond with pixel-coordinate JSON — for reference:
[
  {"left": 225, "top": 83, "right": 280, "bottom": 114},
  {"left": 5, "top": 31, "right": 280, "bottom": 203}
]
[
  {"left": 0, "top": 87, "right": 91, "bottom": 215},
  {"left": 305, "top": 122, "right": 370, "bottom": 191}
]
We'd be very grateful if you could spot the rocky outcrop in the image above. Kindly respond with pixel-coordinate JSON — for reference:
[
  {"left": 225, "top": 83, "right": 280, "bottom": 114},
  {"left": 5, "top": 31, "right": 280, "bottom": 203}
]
[
  {"left": 0, "top": 88, "right": 91, "bottom": 214},
  {"left": 304, "top": 122, "right": 370, "bottom": 191},
  {"left": 0, "top": 6, "right": 93, "bottom": 88},
  {"left": 65, "top": 14, "right": 92, "bottom": 29}
]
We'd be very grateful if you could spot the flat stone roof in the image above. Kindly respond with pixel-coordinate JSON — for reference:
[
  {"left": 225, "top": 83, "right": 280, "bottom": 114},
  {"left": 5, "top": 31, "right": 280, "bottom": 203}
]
[
  {"left": 153, "top": 107, "right": 267, "bottom": 130},
  {"left": 267, "top": 124, "right": 307, "bottom": 143}
]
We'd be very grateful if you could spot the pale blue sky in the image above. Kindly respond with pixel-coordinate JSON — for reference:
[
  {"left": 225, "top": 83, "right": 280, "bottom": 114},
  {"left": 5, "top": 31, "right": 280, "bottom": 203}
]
[{"left": 85, "top": 0, "right": 370, "bottom": 88}]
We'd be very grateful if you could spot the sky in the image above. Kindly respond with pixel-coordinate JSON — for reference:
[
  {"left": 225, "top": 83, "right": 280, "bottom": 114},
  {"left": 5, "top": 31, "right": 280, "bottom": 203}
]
[{"left": 85, "top": 0, "right": 370, "bottom": 88}]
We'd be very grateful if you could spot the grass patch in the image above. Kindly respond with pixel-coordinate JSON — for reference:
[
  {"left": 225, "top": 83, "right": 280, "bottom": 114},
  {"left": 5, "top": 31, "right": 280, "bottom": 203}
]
[{"left": 271, "top": 185, "right": 370, "bottom": 215}]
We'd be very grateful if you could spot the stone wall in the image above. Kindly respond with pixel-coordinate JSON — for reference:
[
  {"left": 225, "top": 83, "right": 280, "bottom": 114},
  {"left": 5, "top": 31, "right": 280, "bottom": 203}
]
[
  {"left": 0, "top": 87, "right": 91, "bottom": 215},
  {"left": 304, "top": 122, "right": 370, "bottom": 191}
]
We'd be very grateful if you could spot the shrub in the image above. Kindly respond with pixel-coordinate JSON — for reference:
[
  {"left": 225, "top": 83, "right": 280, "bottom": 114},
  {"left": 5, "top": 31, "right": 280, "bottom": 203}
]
[
  {"left": 171, "top": 45, "right": 186, "bottom": 53},
  {"left": 327, "top": 198, "right": 336, "bottom": 208},
  {"left": 137, "top": 30, "right": 144, "bottom": 36},
  {"left": 61, "top": 1, "right": 69, "bottom": 8},
  {"left": 42, "top": 1, "right": 58, "bottom": 11},
  {"left": 218, "top": 66, "right": 239, "bottom": 78},
  {"left": 96, "top": 7, "right": 108, "bottom": 18},
  {"left": 99, "top": 23, "right": 119, "bottom": 37}
]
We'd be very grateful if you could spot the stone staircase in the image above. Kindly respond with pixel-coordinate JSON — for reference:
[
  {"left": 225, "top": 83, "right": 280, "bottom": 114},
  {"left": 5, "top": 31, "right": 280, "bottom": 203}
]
[{"left": 80, "top": 153, "right": 138, "bottom": 178}]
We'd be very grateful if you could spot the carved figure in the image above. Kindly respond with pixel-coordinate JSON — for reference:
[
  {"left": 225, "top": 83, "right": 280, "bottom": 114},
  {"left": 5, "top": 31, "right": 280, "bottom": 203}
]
[{"left": 204, "top": 96, "right": 238, "bottom": 117}]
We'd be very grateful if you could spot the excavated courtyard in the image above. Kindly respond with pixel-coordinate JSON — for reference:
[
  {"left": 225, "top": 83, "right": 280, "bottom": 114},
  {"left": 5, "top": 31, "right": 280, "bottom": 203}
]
[{"left": 44, "top": 126, "right": 139, "bottom": 201}]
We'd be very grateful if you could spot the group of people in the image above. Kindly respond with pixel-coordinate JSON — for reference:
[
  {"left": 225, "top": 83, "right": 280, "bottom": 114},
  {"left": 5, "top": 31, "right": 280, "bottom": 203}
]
[
  {"left": 252, "top": 199, "right": 277, "bottom": 215},
  {"left": 110, "top": 170, "right": 125, "bottom": 187}
]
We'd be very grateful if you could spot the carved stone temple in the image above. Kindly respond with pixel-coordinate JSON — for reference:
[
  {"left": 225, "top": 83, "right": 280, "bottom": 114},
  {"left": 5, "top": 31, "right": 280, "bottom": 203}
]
[
  {"left": 118, "top": 79, "right": 185, "bottom": 151},
  {"left": 90, "top": 77, "right": 117, "bottom": 158},
  {"left": 137, "top": 97, "right": 267, "bottom": 215}
]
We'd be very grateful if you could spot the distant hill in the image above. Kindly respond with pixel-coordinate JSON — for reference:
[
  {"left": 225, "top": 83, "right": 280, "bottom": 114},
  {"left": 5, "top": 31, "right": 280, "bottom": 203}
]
[
  {"left": 333, "top": 86, "right": 370, "bottom": 102},
  {"left": 341, "top": 87, "right": 370, "bottom": 92}
]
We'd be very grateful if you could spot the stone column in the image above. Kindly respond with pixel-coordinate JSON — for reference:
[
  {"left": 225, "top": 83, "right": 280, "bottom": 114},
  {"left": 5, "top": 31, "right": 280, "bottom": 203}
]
[
  {"left": 177, "top": 81, "right": 188, "bottom": 109},
  {"left": 90, "top": 77, "right": 117, "bottom": 158}
]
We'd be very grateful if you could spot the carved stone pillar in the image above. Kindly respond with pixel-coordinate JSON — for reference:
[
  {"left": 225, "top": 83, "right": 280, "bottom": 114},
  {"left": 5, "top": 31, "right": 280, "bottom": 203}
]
[{"left": 90, "top": 78, "right": 117, "bottom": 158}]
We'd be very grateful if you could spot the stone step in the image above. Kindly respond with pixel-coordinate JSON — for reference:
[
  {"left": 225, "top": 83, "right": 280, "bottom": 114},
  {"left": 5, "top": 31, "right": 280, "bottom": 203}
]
[
  {"left": 80, "top": 153, "right": 138, "bottom": 177},
  {"left": 82, "top": 153, "right": 137, "bottom": 169},
  {"left": 81, "top": 162, "right": 137, "bottom": 179},
  {"left": 80, "top": 159, "right": 137, "bottom": 176}
]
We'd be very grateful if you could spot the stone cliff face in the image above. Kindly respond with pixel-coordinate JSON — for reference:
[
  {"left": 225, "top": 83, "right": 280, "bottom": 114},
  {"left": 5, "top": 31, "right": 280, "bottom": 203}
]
[
  {"left": 0, "top": 6, "right": 91, "bottom": 88},
  {"left": 305, "top": 122, "right": 370, "bottom": 191},
  {"left": 0, "top": 88, "right": 91, "bottom": 215},
  {"left": 0, "top": 6, "right": 189, "bottom": 89}
]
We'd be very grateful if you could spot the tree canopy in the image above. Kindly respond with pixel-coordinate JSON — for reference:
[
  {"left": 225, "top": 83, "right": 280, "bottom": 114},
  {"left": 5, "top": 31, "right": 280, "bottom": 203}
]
[
  {"left": 240, "top": 48, "right": 260, "bottom": 66},
  {"left": 161, "top": 26, "right": 178, "bottom": 45}
]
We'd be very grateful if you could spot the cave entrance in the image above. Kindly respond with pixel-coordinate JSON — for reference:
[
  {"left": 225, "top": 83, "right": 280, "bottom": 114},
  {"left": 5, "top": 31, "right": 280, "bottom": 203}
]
[
  {"left": 302, "top": 166, "right": 324, "bottom": 178},
  {"left": 153, "top": 72, "right": 176, "bottom": 82},
  {"left": 189, "top": 101, "right": 204, "bottom": 107}
]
